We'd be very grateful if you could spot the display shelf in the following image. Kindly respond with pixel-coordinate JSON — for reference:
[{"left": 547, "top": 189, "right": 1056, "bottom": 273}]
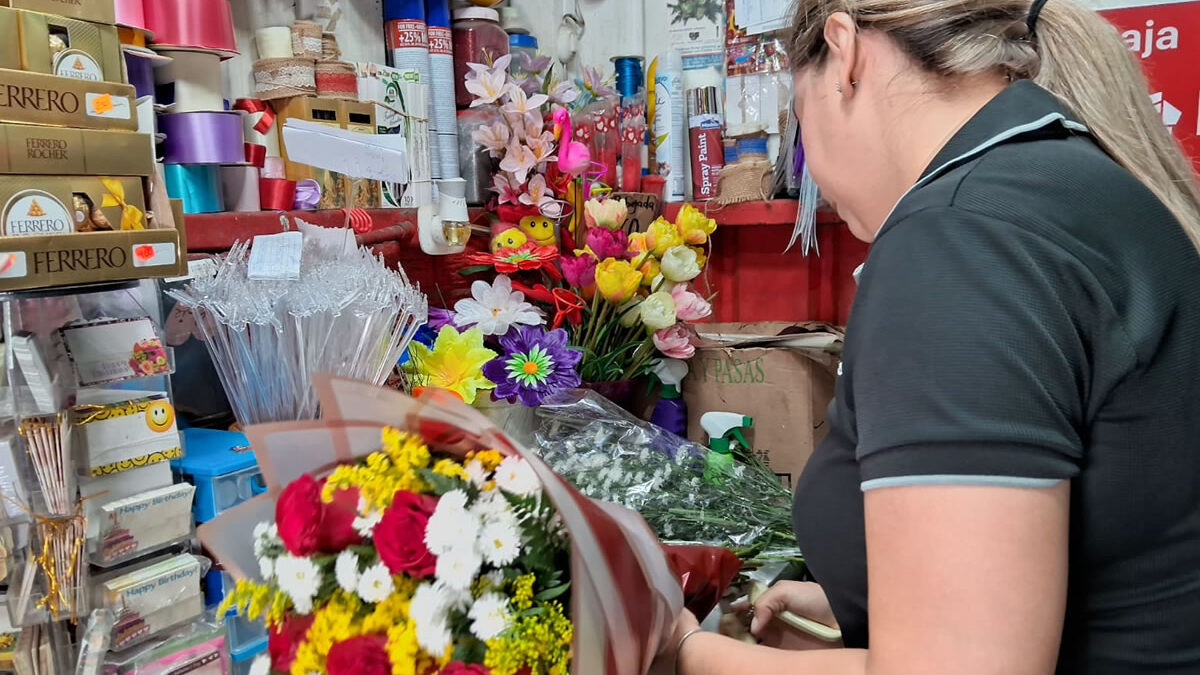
[{"left": 662, "top": 199, "right": 841, "bottom": 227}]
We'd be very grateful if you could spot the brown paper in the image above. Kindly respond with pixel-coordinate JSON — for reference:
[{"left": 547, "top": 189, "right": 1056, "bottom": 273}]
[
  {"left": 0, "top": 67, "right": 137, "bottom": 130},
  {"left": 683, "top": 322, "right": 841, "bottom": 488}
]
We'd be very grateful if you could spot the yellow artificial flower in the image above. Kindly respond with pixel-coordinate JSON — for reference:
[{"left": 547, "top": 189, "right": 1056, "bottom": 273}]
[
  {"left": 660, "top": 245, "right": 702, "bottom": 282},
  {"left": 431, "top": 457, "right": 470, "bottom": 482},
  {"left": 626, "top": 231, "right": 650, "bottom": 258},
  {"left": 405, "top": 326, "right": 498, "bottom": 404},
  {"left": 639, "top": 291, "right": 677, "bottom": 331},
  {"left": 646, "top": 217, "right": 684, "bottom": 257},
  {"left": 675, "top": 203, "right": 717, "bottom": 245},
  {"left": 690, "top": 245, "right": 708, "bottom": 270},
  {"left": 594, "top": 259, "right": 643, "bottom": 304},
  {"left": 469, "top": 449, "right": 504, "bottom": 472}
]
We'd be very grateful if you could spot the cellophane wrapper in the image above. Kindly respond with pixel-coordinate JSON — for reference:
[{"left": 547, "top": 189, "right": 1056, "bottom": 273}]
[{"left": 198, "top": 376, "right": 689, "bottom": 675}]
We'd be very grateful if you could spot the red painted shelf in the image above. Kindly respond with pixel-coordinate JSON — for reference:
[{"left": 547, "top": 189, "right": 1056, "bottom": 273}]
[{"left": 662, "top": 199, "right": 841, "bottom": 227}]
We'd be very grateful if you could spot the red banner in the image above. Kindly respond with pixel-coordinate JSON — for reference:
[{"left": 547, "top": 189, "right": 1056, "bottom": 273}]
[{"left": 1100, "top": 1, "right": 1200, "bottom": 168}]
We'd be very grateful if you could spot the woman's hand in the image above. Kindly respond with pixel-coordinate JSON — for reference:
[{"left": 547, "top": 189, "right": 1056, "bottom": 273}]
[
  {"left": 649, "top": 609, "right": 702, "bottom": 675},
  {"left": 737, "top": 581, "right": 842, "bottom": 650}
]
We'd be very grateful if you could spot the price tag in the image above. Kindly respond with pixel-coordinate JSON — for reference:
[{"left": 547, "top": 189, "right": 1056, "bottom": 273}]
[{"left": 247, "top": 231, "right": 303, "bottom": 280}]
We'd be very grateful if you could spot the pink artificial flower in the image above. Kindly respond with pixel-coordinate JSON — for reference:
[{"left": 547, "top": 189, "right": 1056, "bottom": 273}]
[
  {"left": 492, "top": 173, "right": 522, "bottom": 204},
  {"left": 502, "top": 86, "right": 549, "bottom": 119},
  {"left": 526, "top": 130, "right": 557, "bottom": 165},
  {"left": 653, "top": 324, "right": 697, "bottom": 359},
  {"left": 561, "top": 254, "right": 597, "bottom": 288},
  {"left": 670, "top": 283, "right": 712, "bottom": 322},
  {"left": 582, "top": 65, "right": 617, "bottom": 99},
  {"left": 549, "top": 80, "right": 579, "bottom": 106},
  {"left": 499, "top": 141, "right": 538, "bottom": 185},
  {"left": 465, "top": 55, "right": 513, "bottom": 107},
  {"left": 519, "top": 174, "right": 555, "bottom": 211},
  {"left": 519, "top": 51, "right": 552, "bottom": 75},
  {"left": 473, "top": 121, "right": 510, "bottom": 157},
  {"left": 586, "top": 227, "right": 629, "bottom": 260}
]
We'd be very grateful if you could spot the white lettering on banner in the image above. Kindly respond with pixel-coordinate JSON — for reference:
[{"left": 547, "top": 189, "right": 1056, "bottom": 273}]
[
  {"left": 1122, "top": 20, "right": 1180, "bottom": 59},
  {"left": 1151, "top": 92, "right": 1183, "bottom": 131}
]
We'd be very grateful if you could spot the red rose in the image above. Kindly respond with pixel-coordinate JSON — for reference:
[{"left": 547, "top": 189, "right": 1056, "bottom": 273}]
[
  {"left": 326, "top": 635, "right": 390, "bottom": 675},
  {"left": 440, "top": 664, "right": 490, "bottom": 675},
  {"left": 375, "top": 490, "right": 438, "bottom": 577},
  {"left": 276, "top": 475, "right": 362, "bottom": 556},
  {"left": 268, "top": 613, "right": 313, "bottom": 672}
]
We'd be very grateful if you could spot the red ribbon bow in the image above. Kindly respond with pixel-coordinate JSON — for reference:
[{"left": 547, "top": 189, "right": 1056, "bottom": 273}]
[
  {"left": 233, "top": 98, "right": 276, "bottom": 135},
  {"left": 512, "top": 282, "right": 584, "bottom": 330}
]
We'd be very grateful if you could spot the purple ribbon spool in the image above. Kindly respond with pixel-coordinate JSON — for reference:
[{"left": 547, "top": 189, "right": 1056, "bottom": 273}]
[
  {"left": 160, "top": 111, "right": 244, "bottom": 164},
  {"left": 123, "top": 51, "right": 155, "bottom": 99}
]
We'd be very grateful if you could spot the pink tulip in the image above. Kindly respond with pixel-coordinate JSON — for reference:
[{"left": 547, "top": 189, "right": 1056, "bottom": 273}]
[
  {"left": 671, "top": 284, "right": 712, "bottom": 322},
  {"left": 586, "top": 227, "right": 629, "bottom": 260},
  {"left": 653, "top": 324, "right": 697, "bottom": 359},
  {"left": 561, "top": 254, "right": 597, "bottom": 289}
]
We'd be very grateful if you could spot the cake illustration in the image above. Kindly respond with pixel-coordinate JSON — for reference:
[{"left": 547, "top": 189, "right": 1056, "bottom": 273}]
[
  {"left": 112, "top": 611, "right": 150, "bottom": 648},
  {"left": 100, "top": 526, "right": 138, "bottom": 563}
]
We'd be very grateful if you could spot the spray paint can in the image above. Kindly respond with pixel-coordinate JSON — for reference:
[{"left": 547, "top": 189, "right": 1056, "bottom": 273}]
[
  {"left": 653, "top": 51, "right": 686, "bottom": 202},
  {"left": 687, "top": 86, "right": 724, "bottom": 200},
  {"left": 425, "top": 0, "right": 459, "bottom": 179},
  {"left": 384, "top": 0, "right": 441, "bottom": 179}
]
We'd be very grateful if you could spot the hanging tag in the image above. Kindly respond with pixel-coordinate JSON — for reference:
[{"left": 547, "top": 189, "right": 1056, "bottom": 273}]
[{"left": 247, "top": 231, "right": 303, "bottom": 280}]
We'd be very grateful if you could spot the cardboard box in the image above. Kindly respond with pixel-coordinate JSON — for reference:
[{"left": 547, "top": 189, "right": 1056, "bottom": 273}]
[
  {"left": 682, "top": 322, "right": 842, "bottom": 488},
  {"left": 0, "top": 123, "right": 153, "bottom": 175},
  {"left": 275, "top": 96, "right": 378, "bottom": 208},
  {"left": 354, "top": 63, "right": 425, "bottom": 208},
  {"left": 0, "top": 0, "right": 115, "bottom": 25},
  {"left": 16, "top": 8, "right": 123, "bottom": 84},
  {"left": 0, "top": 174, "right": 144, "bottom": 235},
  {"left": 0, "top": 67, "right": 136, "bottom": 130}
]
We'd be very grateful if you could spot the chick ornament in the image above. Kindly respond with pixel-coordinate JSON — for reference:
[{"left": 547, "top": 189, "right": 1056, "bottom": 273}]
[{"left": 493, "top": 204, "right": 559, "bottom": 251}]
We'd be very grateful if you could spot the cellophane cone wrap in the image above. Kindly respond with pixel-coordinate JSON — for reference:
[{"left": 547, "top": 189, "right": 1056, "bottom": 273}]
[{"left": 198, "top": 375, "right": 684, "bottom": 675}]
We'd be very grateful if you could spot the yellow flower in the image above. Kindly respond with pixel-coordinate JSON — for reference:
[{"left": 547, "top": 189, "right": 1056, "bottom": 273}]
[
  {"left": 637, "top": 257, "right": 660, "bottom": 287},
  {"left": 431, "top": 458, "right": 469, "bottom": 482},
  {"left": 639, "top": 291, "right": 677, "bottom": 331},
  {"left": 626, "top": 231, "right": 649, "bottom": 258},
  {"left": 290, "top": 591, "right": 364, "bottom": 675},
  {"left": 594, "top": 259, "right": 643, "bottom": 304},
  {"left": 675, "top": 203, "right": 717, "bottom": 245},
  {"left": 323, "top": 429, "right": 432, "bottom": 510},
  {"left": 690, "top": 245, "right": 708, "bottom": 270},
  {"left": 660, "top": 245, "right": 701, "bottom": 282},
  {"left": 583, "top": 197, "right": 628, "bottom": 230},
  {"left": 405, "top": 326, "right": 498, "bottom": 404},
  {"left": 469, "top": 449, "right": 504, "bottom": 472},
  {"left": 484, "top": 600, "right": 573, "bottom": 675},
  {"left": 513, "top": 573, "right": 536, "bottom": 611},
  {"left": 646, "top": 217, "right": 684, "bottom": 257}
]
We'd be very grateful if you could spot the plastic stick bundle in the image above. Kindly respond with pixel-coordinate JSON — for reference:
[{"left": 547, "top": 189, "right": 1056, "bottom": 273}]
[{"left": 167, "top": 230, "right": 427, "bottom": 426}]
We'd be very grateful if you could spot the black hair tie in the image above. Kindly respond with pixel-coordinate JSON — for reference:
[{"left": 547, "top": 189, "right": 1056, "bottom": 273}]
[{"left": 1026, "top": 0, "right": 1050, "bottom": 37}]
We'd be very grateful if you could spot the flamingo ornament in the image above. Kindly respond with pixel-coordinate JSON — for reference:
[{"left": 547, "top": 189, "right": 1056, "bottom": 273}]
[{"left": 552, "top": 107, "right": 592, "bottom": 176}]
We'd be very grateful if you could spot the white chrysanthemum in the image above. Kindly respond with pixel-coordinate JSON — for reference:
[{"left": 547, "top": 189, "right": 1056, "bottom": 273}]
[
  {"left": 357, "top": 562, "right": 395, "bottom": 604},
  {"left": 471, "top": 489, "right": 515, "bottom": 525},
  {"left": 353, "top": 510, "right": 383, "bottom": 537},
  {"left": 275, "top": 555, "right": 320, "bottom": 614},
  {"left": 494, "top": 456, "right": 541, "bottom": 496},
  {"left": 436, "top": 489, "right": 471, "bottom": 515},
  {"left": 435, "top": 547, "right": 483, "bottom": 591},
  {"left": 248, "top": 653, "right": 270, "bottom": 675},
  {"left": 425, "top": 509, "right": 482, "bottom": 556},
  {"left": 259, "top": 557, "right": 275, "bottom": 581},
  {"left": 464, "top": 459, "right": 490, "bottom": 487},
  {"left": 468, "top": 593, "right": 512, "bottom": 641},
  {"left": 335, "top": 551, "right": 360, "bottom": 594},
  {"left": 410, "top": 582, "right": 450, "bottom": 625},
  {"left": 252, "top": 521, "right": 272, "bottom": 557},
  {"left": 414, "top": 614, "right": 453, "bottom": 656},
  {"left": 438, "top": 582, "right": 473, "bottom": 612},
  {"left": 477, "top": 520, "right": 522, "bottom": 567}
]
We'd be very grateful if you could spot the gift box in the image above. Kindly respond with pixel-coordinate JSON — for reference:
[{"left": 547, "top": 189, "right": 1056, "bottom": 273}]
[
  {"left": 0, "top": 67, "right": 136, "bottom": 130},
  {"left": 274, "top": 96, "right": 377, "bottom": 208},
  {"left": 0, "top": 123, "right": 154, "bottom": 176},
  {"left": 0, "top": 0, "right": 116, "bottom": 25},
  {"left": 0, "top": 174, "right": 145, "bottom": 236},
  {"left": 69, "top": 393, "right": 182, "bottom": 476},
  {"left": 9, "top": 8, "right": 123, "bottom": 83}
]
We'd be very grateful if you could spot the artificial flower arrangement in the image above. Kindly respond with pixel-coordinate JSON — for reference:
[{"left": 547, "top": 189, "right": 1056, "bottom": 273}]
[{"left": 202, "top": 376, "right": 740, "bottom": 675}]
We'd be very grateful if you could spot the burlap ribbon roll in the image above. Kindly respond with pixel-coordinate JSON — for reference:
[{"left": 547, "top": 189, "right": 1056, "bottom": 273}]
[
  {"left": 321, "top": 32, "right": 341, "bottom": 61},
  {"left": 253, "top": 57, "right": 316, "bottom": 100},
  {"left": 315, "top": 60, "right": 356, "bottom": 100},
  {"left": 291, "top": 20, "right": 323, "bottom": 59},
  {"left": 713, "top": 159, "right": 773, "bottom": 206}
]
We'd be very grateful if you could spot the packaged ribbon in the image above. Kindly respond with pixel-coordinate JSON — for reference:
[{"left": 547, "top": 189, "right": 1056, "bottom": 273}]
[
  {"left": 252, "top": 57, "right": 316, "bottom": 101},
  {"left": 292, "top": 178, "right": 321, "bottom": 210},
  {"left": 314, "top": 60, "right": 356, "bottom": 99},
  {"left": 257, "top": 177, "right": 295, "bottom": 210},
  {"left": 321, "top": 31, "right": 341, "bottom": 60},
  {"left": 290, "top": 19, "right": 323, "bottom": 58},
  {"left": 159, "top": 112, "right": 243, "bottom": 164},
  {"left": 143, "top": 0, "right": 238, "bottom": 58},
  {"left": 219, "top": 166, "right": 261, "bottom": 212},
  {"left": 261, "top": 157, "right": 286, "bottom": 179},
  {"left": 114, "top": 0, "right": 148, "bottom": 31}
]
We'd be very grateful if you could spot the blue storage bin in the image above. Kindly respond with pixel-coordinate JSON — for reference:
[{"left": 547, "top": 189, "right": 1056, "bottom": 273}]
[
  {"left": 226, "top": 608, "right": 268, "bottom": 656},
  {"left": 229, "top": 621, "right": 267, "bottom": 675},
  {"left": 173, "top": 428, "right": 264, "bottom": 523}
]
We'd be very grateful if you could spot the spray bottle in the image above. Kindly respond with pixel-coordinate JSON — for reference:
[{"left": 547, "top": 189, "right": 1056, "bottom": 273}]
[
  {"left": 700, "top": 411, "right": 753, "bottom": 482},
  {"left": 652, "top": 50, "right": 686, "bottom": 202},
  {"left": 649, "top": 358, "right": 689, "bottom": 437}
]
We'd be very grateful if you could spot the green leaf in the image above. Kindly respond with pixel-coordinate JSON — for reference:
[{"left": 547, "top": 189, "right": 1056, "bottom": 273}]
[
  {"left": 534, "top": 582, "right": 571, "bottom": 602},
  {"left": 458, "top": 264, "right": 494, "bottom": 277},
  {"left": 519, "top": 607, "right": 547, "bottom": 618},
  {"left": 451, "top": 638, "right": 488, "bottom": 664},
  {"left": 419, "top": 469, "right": 467, "bottom": 495}
]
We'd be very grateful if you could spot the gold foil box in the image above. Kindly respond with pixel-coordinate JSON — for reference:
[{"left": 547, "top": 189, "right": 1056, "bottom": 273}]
[
  {"left": 0, "top": 0, "right": 116, "bottom": 26},
  {"left": 0, "top": 123, "right": 153, "bottom": 175},
  {"left": 0, "top": 67, "right": 136, "bottom": 130},
  {"left": 15, "top": 8, "right": 123, "bottom": 84}
]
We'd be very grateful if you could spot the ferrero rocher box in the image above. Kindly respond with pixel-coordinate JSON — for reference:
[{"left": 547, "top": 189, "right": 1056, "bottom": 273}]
[
  {"left": 0, "top": 178, "right": 186, "bottom": 291},
  {"left": 0, "top": 0, "right": 116, "bottom": 26},
  {"left": 13, "top": 8, "right": 123, "bottom": 84},
  {"left": 0, "top": 123, "right": 153, "bottom": 175},
  {"left": 0, "top": 68, "right": 136, "bottom": 130}
]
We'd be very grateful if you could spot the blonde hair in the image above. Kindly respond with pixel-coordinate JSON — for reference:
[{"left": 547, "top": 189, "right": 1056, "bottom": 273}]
[{"left": 788, "top": 0, "right": 1200, "bottom": 248}]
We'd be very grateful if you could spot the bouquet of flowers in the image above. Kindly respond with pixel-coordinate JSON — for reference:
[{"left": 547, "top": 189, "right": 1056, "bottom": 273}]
[{"left": 201, "top": 377, "right": 740, "bottom": 675}]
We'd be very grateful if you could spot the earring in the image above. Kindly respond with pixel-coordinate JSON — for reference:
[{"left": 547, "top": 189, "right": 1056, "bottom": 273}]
[{"left": 851, "top": 80, "right": 859, "bottom": 87}]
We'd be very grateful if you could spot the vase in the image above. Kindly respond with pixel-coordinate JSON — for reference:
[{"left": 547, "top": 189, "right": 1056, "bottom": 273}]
[
  {"left": 473, "top": 397, "right": 539, "bottom": 447},
  {"left": 578, "top": 379, "right": 641, "bottom": 415}
]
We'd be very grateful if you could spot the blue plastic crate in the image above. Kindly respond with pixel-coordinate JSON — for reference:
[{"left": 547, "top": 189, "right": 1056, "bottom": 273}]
[
  {"left": 173, "top": 428, "right": 264, "bottom": 523},
  {"left": 226, "top": 608, "right": 268, "bottom": 658},
  {"left": 229, "top": 620, "right": 267, "bottom": 675}
]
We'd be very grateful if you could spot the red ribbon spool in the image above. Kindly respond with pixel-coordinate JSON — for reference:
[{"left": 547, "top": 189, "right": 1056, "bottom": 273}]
[
  {"left": 233, "top": 98, "right": 276, "bottom": 134},
  {"left": 244, "top": 143, "right": 266, "bottom": 168},
  {"left": 259, "top": 178, "right": 297, "bottom": 210}
]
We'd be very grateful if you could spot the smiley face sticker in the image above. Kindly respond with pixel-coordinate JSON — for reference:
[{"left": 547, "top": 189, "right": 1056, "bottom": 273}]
[{"left": 145, "top": 400, "right": 175, "bottom": 433}]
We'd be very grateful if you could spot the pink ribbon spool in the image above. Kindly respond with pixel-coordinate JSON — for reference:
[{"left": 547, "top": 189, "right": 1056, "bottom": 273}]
[
  {"left": 115, "top": 0, "right": 149, "bottom": 31},
  {"left": 143, "top": 0, "right": 239, "bottom": 59}
]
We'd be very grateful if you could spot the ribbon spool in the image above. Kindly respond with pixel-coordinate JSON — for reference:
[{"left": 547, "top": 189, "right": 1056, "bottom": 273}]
[
  {"left": 233, "top": 98, "right": 280, "bottom": 157},
  {"left": 243, "top": 143, "right": 266, "bottom": 168},
  {"left": 220, "top": 166, "right": 261, "bottom": 211},
  {"left": 160, "top": 112, "right": 244, "bottom": 164},
  {"left": 321, "top": 33, "right": 341, "bottom": 61},
  {"left": 115, "top": 0, "right": 149, "bottom": 31},
  {"left": 255, "top": 26, "right": 293, "bottom": 59},
  {"left": 315, "top": 61, "right": 356, "bottom": 100},
  {"left": 291, "top": 20, "right": 323, "bottom": 59},
  {"left": 164, "top": 163, "right": 224, "bottom": 213},
  {"left": 143, "top": 0, "right": 238, "bottom": 58},
  {"left": 118, "top": 26, "right": 152, "bottom": 48},
  {"left": 253, "top": 58, "right": 316, "bottom": 101},
  {"left": 122, "top": 50, "right": 155, "bottom": 99},
  {"left": 293, "top": 179, "right": 322, "bottom": 210},
  {"left": 262, "top": 157, "right": 286, "bottom": 179},
  {"left": 259, "top": 178, "right": 297, "bottom": 210},
  {"left": 153, "top": 49, "right": 223, "bottom": 111}
]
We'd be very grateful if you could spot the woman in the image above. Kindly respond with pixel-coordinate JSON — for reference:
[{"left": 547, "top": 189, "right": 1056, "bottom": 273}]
[{"left": 661, "top": 0, "right": 1200, "bottom": 672}]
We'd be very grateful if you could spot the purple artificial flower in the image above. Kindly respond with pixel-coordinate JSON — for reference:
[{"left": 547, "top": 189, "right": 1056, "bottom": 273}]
[
  {"left": 482, "top": 325, "right": 582, "bottom": 407},
  {"left": 427, "top": 307, "right": 457, "bottom": 331},
  {"left": 561, "top": 254, "right": 597, "bottom": 288},
  {"left": 585, "top": 227, "right": 629, "bottom": 260}
]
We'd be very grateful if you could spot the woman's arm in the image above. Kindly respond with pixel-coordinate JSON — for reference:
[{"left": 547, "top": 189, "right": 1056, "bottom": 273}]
[{"left": 675, "top": 482, "right": 1069, "bottom": 675}]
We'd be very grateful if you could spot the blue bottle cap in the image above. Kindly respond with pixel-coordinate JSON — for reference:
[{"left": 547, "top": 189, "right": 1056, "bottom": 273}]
[
  {"left": 383, "top": 0, "right": 425, "bottom": 22},
  {"left": 510, "top": 33, "right": 537, "bottom": 49},
  {"left": 424, "top": 0, "right": 451, "bottom": 27}
]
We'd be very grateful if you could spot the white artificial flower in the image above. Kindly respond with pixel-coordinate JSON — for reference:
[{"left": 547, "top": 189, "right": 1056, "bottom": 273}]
[
  {"left": 357, "top": 562, "right": 395, "bottom": 604},
  {"left": 252, "top": 521, "right": 272, "bottom": 557},
  {"left": 335, "top": 551, "right": 360, "bottom": 594},
  {"left": 435, "top": 547, "right": 483, "bottom": 591},
  {"left": 477, "top": 520, "right": 523, "bottom": 567},
  {"left": 353, "top": 510, "right": 383, "bottom": 537},
  {"left": 425, "top": 508, "right": 482, "bottom": 556},
  {"left": 453, "top": 276, "right": 543, "bottom": 336},
  {"left": 468, "top": 593, "right": 512, "bottom": 641},
  {"left": 464, "top": 459, "right": 490, "bottom": 488},
  {"left": 493, "top": 456, "right": 541, "bottom": 497},
  {"left": 410, "top": 583, "right": 450, "bottom": 625},
  {"left": 414, "top": 614, "right": 453, "bottom": 656},
  {"left": 259, "top": 557, "right": 275, "bottom": 581},
  {"left": 248, "top": 653, "right": 270, "bottom": 675},
  {"left": 436, "top": 489, "right": 471, "bottom": 515},
  {"left": 471, "top": 489, "right": 515, "bottom": 526},
  {"left": 275, "top": 555, "right": 321, "bottom": 614},
  {"left": 438, "top": 581, "right": 473, "bottom": 612}
]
